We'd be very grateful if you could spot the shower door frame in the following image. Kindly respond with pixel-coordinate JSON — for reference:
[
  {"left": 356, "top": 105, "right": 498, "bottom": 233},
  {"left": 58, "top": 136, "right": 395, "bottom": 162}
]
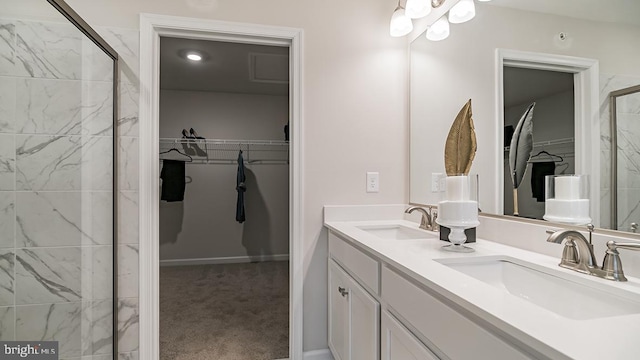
[
  {"left": 45, "top": 0, "right": 120, "bottom": 355},
  {"left": 139, "top": 14, "right": 304, "bottom": 360}
]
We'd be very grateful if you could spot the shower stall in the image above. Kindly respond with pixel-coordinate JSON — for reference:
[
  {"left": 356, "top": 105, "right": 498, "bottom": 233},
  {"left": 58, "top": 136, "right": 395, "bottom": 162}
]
[{"left": 0, "top": 0, "right": 118, "bottom": 357}]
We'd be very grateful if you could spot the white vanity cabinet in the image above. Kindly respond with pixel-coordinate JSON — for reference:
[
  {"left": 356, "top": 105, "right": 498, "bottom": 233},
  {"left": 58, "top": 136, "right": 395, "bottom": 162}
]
[
  {"left": 328, "top": 259, "right": 379, "bottom": 360},
  {"left": 328, "top": 229, "right": 537, "bottom": 360}
]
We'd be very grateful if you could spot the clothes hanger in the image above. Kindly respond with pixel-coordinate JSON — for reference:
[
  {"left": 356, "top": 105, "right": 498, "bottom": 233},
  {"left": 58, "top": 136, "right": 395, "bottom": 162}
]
[
  {"left": 159, "top": 148, "right": 193, "bottom": 162},
  {"left": 529, "top": 150, "right": 563, "bottom": 163},
  {"left": 555, "top": 162, "right": 570, "bottom": 174}
]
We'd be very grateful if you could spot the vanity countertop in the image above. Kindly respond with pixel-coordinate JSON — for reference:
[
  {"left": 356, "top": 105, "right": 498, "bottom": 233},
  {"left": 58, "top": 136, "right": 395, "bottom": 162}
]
[{"left": 324, "top": 219, "right": 640, "bottom": 360}]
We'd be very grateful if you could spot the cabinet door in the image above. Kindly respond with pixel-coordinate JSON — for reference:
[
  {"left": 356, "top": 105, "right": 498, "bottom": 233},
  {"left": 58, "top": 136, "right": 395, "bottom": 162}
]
[
  {"left": 381, "top": 311, "right": 439, "bottom": 360},
  {"left": 346, "top": 271, "right": 379, "bottom": 360},
  {"left": 329, "top": 260, "right": 349, "bottom": 360}
]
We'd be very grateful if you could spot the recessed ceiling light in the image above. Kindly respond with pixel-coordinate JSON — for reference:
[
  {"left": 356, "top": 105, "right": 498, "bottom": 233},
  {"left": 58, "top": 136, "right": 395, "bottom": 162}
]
[{"left": 186, "top": 52, "right": 202, "bottom": 61}]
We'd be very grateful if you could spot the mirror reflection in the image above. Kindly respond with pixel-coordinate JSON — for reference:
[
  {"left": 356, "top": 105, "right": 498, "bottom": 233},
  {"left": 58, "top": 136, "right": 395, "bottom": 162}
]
[{"left": 409, "top": 1, "right": 640, "bottom": 233}]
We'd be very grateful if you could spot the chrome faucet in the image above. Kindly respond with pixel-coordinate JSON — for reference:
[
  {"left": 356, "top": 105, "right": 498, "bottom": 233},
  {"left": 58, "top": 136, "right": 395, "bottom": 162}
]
[
  {"left": 546, "top": 228, "right": 640, "bottom": 282},
  {"left": 405, "top": 205, "right": 439, "bottom": 231}
]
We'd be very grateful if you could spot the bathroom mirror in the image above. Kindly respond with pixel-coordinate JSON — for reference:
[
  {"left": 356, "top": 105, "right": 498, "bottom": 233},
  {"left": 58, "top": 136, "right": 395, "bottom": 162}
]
[{"left": 409, "top": 0, "right": 640, "bottom": 233}]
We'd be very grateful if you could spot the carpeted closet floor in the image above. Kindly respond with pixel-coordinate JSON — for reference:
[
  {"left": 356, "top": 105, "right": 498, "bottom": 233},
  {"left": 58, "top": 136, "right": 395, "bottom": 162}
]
[{"left": 160, "top": 261, "right": 289, "bottom": 360}]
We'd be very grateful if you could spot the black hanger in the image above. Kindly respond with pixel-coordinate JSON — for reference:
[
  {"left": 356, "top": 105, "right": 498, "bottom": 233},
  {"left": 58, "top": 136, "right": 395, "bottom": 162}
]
[
  {"left": 530, "top": 150, "right": 563, "bottom": 162},
  {"left": 160, "top": 148, "right": 193, "bottom": 162}
]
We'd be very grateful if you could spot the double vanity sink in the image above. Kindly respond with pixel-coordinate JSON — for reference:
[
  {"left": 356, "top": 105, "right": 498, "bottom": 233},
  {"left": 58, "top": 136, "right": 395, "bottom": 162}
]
[
  {"left": 358, "top": 223, "right": 640, "bottom": 321},
  {"left": 325, "top": 215, "right": 640, "bottom": 359}
]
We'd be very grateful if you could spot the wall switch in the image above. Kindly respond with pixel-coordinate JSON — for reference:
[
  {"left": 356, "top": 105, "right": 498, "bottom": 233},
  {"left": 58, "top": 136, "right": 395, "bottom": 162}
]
[
  {"left": 431, "top": 173, "right": 443, "bottom": 192},
  {"left": 366, "top": 172, "right": 379, "bottom": 193}
]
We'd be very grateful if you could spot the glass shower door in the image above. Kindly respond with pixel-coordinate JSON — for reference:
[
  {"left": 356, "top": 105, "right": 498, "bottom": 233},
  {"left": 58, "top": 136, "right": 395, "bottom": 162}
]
[{"left": 0, "top": 0, "right": 117, "bottom": 357}]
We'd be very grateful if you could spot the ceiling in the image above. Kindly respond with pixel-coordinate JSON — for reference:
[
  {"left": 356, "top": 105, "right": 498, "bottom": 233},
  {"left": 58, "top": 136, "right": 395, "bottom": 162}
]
[
  {"left": 503, "top": 67, "right": 574, "bottom": 108},
  {"left": 488, "top": 0, "right": 640, "bottom": 26},
  {"left": 160, "top": 37, "right": 289, "bottom": 96}
]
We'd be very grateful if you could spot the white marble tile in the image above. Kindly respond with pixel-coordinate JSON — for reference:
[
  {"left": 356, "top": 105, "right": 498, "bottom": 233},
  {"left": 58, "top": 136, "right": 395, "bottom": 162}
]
[
  {"left": 0, "top": 134, "right": 15, "bottom": 190},
  {"left": 118, "top": 245, "right": 138, "bottom": 299},
  {"left": 117, "top": 298, "right": 138, "bottom": 353},
  {"left": 616, "top": 188, "right": 640, "bottom": 231},
  {"left": 118, "top": 191, "right": 138, "bottom": 245},
  {"left": 81, "top": 37, "right": 114, "bottom": 83},
  {"left": 0, "top": 192, "right": 14, "bottom": 249},
  {"left": 0, "top": 21, "right": 15, "bottom": 76},
  {"left": 117, "top": 73, "right": 139, "bottom": 137},
  {"left": 0, "top": 306, "right": 14, "bottom": 340},
  {"left": 15, "top": 247, "right": 81, "bottom": 304},
  {"left": 96, "top": 28, "right": 139, "bottom": 79},
  {"left": 600, "top": 187, "right": 611, "bottom": 229},
  {"left": 118, "top": 137, "right": 138, "bottom": 191},
  {"left": 16, "top": 192, "right": 112, "bottom": 248},
  {"left": 0, "top": 77, "right": 16, "bottom": 133},
  {"left": 16, "top": 135, "right": 113, "bottom": 191},
  {"left": 0, "top": 250, "right": 14, "bottom": 306},
  {"left": 15, "top": 21, "right": 82, "bottom": 79},
  {"left": 16, "top": 302, "right": 82, "bottom": 358},
  {"left": 617, "top": 90, "right": 640, "bottom": 115},
  {"left": 15, "top": 78, "right": 113, "bottom": 136},
  {"left": 81, "top": 300, "right": 113, "bottom": 356},
  {"left": 81, "top": 246, "right": 113, "bottom": 301}
]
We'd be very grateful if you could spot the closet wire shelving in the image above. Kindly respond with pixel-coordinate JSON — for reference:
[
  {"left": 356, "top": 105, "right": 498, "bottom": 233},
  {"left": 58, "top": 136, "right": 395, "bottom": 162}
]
[{"left": 159, "top": 138, "right": 289, "bottom": 164}]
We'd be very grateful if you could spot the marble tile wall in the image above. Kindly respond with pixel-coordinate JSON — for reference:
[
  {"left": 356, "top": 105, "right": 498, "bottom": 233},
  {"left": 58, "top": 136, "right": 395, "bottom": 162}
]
[
  {"left": 0, "top": 16, "right": 129, "bottom": 360},
  {"left": 599, "top": 74, "right": 640, "bottom": 231}
]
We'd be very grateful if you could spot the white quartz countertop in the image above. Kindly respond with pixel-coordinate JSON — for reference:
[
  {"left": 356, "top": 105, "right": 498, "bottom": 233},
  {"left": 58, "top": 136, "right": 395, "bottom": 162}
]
[{"left": 324, "top": 219, "right": 640, "bottom": 360}]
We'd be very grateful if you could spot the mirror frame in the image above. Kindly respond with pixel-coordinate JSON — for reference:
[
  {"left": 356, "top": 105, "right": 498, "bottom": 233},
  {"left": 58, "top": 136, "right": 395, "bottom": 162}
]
[
  {"left": 495, "top": 49, "right": 600, "bottom": 224},
  {"left": 610, "top": 84, "right": 640, "bottom": 230}
]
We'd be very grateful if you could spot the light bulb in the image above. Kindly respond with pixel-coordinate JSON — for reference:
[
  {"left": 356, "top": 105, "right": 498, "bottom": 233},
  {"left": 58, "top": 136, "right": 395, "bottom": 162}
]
[
  {"left": 448, "top": 0, "right": 476, "bottom": 23},
  {"left": 186, "top": 53, "right": 202, "bottom": 61},
  {"left": 405, "top": 0, "right": 432, "bottom": 19},
  {"left": 426, "top": 16, "right": 450, "bottom": 41},
  {"left": 389, "top": 7, "right": 413, "bottom": 37}
]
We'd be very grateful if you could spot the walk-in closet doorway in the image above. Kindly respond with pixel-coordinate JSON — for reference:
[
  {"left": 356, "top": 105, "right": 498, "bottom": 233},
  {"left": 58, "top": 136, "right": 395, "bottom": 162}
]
[{"left": 139, "top": 15, "right": 303, "bottom": 360}]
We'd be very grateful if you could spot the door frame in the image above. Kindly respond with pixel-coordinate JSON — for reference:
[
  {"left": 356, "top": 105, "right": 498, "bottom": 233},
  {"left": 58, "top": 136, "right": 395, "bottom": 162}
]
[
  {"left": 495, "top": 49, "right": 599, "bottom": 225},
  {"left": 139, "top": 14, "right": 304, "bottom": 359}
]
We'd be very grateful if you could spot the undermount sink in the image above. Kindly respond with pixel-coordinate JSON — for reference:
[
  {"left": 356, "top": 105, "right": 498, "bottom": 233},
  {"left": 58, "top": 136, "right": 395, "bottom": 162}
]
[
  {"left": 357, "top": 224, "right": 434, "bottom": 240},
  {"left": 436, "top": 256, "right": 640, "bottom": 320}
]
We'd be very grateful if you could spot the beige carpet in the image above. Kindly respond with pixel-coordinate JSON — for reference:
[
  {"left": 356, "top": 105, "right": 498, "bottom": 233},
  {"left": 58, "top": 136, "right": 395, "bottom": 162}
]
[{"left": 160, "top": 261, "right": 289, "bottom": 360}]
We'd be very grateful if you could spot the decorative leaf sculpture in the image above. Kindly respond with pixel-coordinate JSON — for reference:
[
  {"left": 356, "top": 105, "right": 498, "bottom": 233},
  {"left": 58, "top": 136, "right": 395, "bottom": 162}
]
[
  {"left": 444, "top": 99, "right": 477, "bottom": 176},
  {"left": 508, "top": 102, "right": 536, "bottom": 215}
]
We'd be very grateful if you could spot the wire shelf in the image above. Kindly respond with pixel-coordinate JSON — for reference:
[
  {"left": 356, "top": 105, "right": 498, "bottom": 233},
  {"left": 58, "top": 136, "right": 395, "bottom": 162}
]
[
  {"left": 159, "top": 138, "right": 289, "bottom": 164},
  {"left": 504, "top": 137, "right": 574, "bottom": 151}
]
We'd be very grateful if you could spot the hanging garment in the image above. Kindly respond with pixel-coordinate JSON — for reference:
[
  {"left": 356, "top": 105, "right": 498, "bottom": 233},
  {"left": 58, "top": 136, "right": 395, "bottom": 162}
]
[
  {"left": 530, "top": 161, "right": 555, "bottom": 202},
  {"left": 236, "top": 150, "right": 246, "bottom": 223},
  {"left": 161, "top": 160, "right": 186, "bottom": 202}
]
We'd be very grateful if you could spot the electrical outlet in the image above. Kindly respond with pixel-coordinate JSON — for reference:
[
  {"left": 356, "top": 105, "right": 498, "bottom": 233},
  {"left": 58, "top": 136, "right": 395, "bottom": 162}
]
[
  {"left": 431, "top": 173, "right": 443, "bottom": 192},
  {"left": 366, "top": 172, "right": 379, "bottom": 193}
]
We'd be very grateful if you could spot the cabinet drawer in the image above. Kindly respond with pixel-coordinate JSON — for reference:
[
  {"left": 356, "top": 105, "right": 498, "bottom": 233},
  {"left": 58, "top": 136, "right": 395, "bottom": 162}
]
[
  {"left": 381, "top": 310, "right": 439, "bottom": 360},
  {"left": 382, "top": 266, "right": 531, "bottom": 360},
  {"left": 329, "top": 231, "right": 379, "bottom": 294}
]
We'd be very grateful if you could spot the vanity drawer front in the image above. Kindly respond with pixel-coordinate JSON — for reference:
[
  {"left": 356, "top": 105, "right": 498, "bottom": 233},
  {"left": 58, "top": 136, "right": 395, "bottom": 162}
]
[
  {"left": 382, "top": 266, "right": 531, "bottom": 360},
  {"left": 329, "top": 231, "right": 379, "bottom": 294}
]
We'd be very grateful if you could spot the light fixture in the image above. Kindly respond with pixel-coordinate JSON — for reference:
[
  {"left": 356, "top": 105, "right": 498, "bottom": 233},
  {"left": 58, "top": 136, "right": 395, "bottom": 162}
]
[
  {"left": 426, "top": 15, "right": 450, "bottom": 41},
  {"left": 405, "top": 0, "right": 432, "bottom": 19},
  {"left": 186, "top": 52, "right": 202, "bottom": 61},
  {"left": 389, "top": 4, "right": 413, "bottom": 37},
  {"left": 448, "top": 0, "right": 475, "bottom": 24},
  {"left": 476, "top": 0, "right": 491, "bottom": 2}
]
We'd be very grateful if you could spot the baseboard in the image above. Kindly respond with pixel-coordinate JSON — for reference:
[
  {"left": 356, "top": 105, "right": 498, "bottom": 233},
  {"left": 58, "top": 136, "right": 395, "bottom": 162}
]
[
  {"left": 159, "top": 254, "right": 290, "bottom": 266},
  {"left": 273, "top": 348, "right": 334, "bottom": 360}
]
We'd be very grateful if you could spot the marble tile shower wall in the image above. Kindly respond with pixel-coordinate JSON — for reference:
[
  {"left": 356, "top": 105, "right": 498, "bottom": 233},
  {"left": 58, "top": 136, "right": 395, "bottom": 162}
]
[
  {"left": 0, "top": 18, "right": 139, "bottom": 360},
  {"left": 600, "top": 74, "right": 640, "bottom": 231}
]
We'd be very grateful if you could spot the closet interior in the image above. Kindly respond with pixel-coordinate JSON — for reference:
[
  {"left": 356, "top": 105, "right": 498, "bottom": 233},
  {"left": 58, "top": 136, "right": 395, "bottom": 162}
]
[{"left": 158, "top": 37, "right": 290, "bottom": 360}]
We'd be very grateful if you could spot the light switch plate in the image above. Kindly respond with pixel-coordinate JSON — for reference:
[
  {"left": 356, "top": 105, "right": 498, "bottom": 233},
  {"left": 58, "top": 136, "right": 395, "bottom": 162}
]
[{"left": 366, "top": 172, "right": 379, "bottom": 193}]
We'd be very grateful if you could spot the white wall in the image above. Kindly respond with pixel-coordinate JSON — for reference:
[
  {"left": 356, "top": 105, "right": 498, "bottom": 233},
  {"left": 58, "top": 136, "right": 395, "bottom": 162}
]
[
  {"left": 65, "top": 0, "right": 408, "bottom": 352},
  {"left": 159, "top": 90, "right": 290, "bottom": 262},
  {"left": 410, "top": 3, "right": 640, "bottom": 212}
]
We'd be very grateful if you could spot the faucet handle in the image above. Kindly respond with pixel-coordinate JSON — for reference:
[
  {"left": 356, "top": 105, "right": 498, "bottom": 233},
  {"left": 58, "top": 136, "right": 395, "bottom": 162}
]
[{"left": 601, "top": 241, "right": 640, "bottom": 282}]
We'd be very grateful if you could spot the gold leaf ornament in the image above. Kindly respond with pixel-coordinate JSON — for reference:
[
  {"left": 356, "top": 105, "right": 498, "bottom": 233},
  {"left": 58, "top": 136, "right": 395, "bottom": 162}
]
[{"left": 444, "top": 99, "right": 477, "bottom": 176}]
